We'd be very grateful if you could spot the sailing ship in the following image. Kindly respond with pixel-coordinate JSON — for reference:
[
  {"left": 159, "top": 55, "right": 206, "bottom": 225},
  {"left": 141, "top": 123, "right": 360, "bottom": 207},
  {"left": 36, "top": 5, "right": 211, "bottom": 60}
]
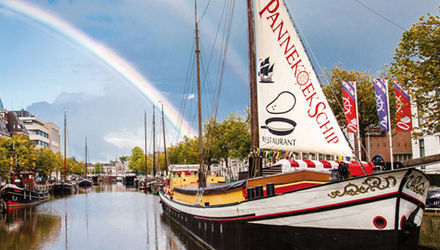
[
  {"left": 159, "top": 0, "right": 430, "bottom": 249},
  {"left": 78, "top": 137, "right": 92, "bottom": 187},
  {"left": 1, "top": 172, "right": 49, "bottom": 208},
  {"left": 51, "top": 111, "right": 77, "bottom": 195}
]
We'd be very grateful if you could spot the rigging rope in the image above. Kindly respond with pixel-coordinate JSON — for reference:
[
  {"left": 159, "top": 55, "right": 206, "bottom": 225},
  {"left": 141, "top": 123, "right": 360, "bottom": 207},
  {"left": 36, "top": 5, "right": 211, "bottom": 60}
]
[{"left": 354, "top": 0, "right": 405, "bottom": 31}]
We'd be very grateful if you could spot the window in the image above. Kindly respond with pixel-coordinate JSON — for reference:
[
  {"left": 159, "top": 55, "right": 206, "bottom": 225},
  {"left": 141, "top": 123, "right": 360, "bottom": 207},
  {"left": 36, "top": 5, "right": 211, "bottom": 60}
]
[{"left": 419, "top": 139, "right": 425, "bottom": 157}]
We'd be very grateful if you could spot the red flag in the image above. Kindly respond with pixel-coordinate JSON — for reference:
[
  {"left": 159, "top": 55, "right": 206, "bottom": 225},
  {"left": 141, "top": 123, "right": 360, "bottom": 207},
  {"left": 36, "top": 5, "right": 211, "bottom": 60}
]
[
  {"left": 394, "top": 82, "right": 413, "bottom": 131},
  {"left": 342, "top": 81, "right": 358, "bottom": 133}
]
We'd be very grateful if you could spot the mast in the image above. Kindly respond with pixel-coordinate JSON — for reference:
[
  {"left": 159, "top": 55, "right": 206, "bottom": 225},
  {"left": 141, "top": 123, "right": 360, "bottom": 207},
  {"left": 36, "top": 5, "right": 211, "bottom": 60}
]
[
  {"left": 161, "top": 104, "right": 168, "bottom": 174},
  {"left": 153, "top": 106, "right": 156, "bottom": 177},
  {"left": 144, "top": 112, "right": 148, "bottom": 176},
  {"left": 195, "top": 0, "right": 205, "bottom": 188},
  {"left": 247, "top": 0, "right": 261, "bottom": 177},
  {"left": 64, "top": 111, "right": 67, "bottom": 182},
  {"left": 85, "top": 136, "right": 87, "bottom": 178}
]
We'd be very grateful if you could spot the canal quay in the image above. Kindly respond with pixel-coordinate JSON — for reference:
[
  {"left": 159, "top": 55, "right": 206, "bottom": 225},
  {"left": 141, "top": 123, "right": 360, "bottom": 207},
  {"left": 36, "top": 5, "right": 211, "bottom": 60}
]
[{"left": 0, "top": 183, "right": 204, "bottom": 250}]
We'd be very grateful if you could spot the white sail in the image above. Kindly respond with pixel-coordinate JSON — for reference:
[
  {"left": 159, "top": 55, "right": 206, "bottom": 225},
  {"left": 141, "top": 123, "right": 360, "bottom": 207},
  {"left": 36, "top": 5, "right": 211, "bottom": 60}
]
[{"left": 255, "top": 0, "right": 352, "bottom": 156}]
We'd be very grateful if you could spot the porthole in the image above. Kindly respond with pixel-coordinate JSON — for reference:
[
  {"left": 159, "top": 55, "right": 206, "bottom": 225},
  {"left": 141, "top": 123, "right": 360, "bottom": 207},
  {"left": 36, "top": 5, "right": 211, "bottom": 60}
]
[{"left": 373, "top": 216, "right": 387, "bottom": 229}]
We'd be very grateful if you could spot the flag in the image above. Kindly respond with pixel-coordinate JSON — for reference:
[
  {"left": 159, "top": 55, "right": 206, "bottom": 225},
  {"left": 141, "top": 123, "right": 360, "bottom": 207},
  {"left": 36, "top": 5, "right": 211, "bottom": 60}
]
[
  {"left": 342, "top": 81, "right": 358, "bottom": 133},
  {"left": 394, "top": 82, "right": 413, "bottom": 131},
  {"left": 373, "top": 79, "right": 390, "bottom": 131}
]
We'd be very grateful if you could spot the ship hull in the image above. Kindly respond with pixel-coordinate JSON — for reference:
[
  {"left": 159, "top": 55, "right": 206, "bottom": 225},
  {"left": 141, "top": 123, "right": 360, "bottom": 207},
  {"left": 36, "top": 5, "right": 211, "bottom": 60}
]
[
  {"left": 1, "top": 185, "right": 49, "bottom": 208},
  {"left": 51, "top": 182, "right": 77, "bottom": 195},
  {"left": 160, "top": 168, "right": 428, "bottom": 249}
]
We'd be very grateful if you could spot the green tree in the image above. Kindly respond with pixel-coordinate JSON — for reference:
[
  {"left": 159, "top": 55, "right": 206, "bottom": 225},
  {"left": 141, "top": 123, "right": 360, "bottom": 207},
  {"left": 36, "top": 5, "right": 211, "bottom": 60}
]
[
  {"left": 1, "top": 134, "right": 37, "bottom": 173},
  {"left": 35, "top": 147, "right": 57, "bottom": 176},
  {"left": 204, "top": 114, "right": 250, "bottom": 167},
  {"left": 119, "top": 156, "right": 129, "bottom": 163},
  {"left": 0, "top": 146, "right": 10, "bottom": 179},
  {"left": 94, "top": 162, "right": 104, "bottom": 174},
  {"left": 128, "top": 146, "right": 145, "bottom": 173},
  {"left": 389, "top": 10, "right": 440, "bottom": 136}
]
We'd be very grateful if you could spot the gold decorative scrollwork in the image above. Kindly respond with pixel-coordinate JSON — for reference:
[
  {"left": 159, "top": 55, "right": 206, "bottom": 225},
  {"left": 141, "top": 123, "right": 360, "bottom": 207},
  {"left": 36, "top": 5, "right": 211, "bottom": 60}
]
[
  {"left": 327, "top": 176, "right": 397, "bottom": 199},
  {"left": 405, "top": 175, "right": 427, "bottom": 196}
]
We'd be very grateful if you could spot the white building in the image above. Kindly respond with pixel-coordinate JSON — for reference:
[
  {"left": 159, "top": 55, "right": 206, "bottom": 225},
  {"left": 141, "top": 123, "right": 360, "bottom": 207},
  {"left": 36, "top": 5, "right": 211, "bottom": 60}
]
[
  {"left": 411, "top": 106, "right": 440, "bottom": 174},
  {"left": 16, "top": 110, "right": 61, "bottom": 152}
]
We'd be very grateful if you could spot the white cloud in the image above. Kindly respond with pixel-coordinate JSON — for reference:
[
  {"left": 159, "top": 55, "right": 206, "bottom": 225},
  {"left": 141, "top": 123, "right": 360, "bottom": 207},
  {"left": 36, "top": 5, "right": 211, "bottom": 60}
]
[
  {"left": 104, "top": 130, "right": 143, "bottom": 150},
  {"left": 186, "top": 94, "right": 195, "bottom": 99}
]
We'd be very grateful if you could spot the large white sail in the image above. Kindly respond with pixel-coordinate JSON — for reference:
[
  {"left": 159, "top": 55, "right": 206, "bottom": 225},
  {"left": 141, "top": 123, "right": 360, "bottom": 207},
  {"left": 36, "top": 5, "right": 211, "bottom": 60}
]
[{"left": 255, "top": 0, "right": 352, "bottom": 156}]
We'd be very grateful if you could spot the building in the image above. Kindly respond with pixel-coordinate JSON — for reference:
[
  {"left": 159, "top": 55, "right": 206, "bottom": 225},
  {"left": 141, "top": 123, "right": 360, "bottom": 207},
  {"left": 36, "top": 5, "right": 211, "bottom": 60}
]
[
  {"left": 365, "top": 127, "right": 412, "bottom": 164},
  {"left": 15, "top": 110, "right": 61, "bottom": 152},
  {"left": 411, "top": 106, "right": 440, "bottom": 174},
  {"left": 0, "top": 98, "right": 9, "bottom": 137}
]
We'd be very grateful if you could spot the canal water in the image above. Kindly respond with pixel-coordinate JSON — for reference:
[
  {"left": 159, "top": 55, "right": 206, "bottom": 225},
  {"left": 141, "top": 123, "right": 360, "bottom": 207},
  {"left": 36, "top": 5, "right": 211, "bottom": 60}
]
[{"left": 0, "top": 183, "right": 203, "bottom": 249}]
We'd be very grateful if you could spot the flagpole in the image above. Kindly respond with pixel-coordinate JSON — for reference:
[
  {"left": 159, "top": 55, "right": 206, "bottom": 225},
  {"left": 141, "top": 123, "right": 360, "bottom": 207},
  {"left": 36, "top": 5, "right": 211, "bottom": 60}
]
[
  {"left": 354, "top": 82, "right": 362, "bottom": 160},
  {"left": 385, "top": 80, "right": 394, "bottom": 170}
]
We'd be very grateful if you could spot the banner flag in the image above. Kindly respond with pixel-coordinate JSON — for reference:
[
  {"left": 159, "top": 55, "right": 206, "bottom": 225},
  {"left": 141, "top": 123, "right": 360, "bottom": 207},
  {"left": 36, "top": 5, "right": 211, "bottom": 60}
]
[
  {"left": 393, "top": 82, "right": 413, "bottom": 131},
  {"left": 373, "top": 79, "right": 390, "bottom": 131},
  {"left": 342, "top": 81, "right": 358, "bottom": 133}
]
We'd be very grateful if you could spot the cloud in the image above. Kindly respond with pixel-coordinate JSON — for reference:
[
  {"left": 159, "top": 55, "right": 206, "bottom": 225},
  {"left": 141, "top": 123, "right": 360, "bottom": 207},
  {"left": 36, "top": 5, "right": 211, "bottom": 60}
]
[
  {"left": 185, "top": 94, "right": 195, "bottom": 100},
  {"left": 104, "top": 129, "right": 143, "bottom": 150},
  {"left": 26, "top": 86, "right": 152, "bottom": 162}
]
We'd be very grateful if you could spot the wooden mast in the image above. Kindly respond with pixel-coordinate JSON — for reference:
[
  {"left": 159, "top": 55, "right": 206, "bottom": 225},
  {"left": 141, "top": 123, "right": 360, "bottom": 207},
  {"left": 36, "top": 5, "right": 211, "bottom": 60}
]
[
  {"left": 161, "top": 104, "right": 168, "bottom": 174},
  {"left": 85, "top": 136, "right": 87, "bottom": 178},
  {"left": 153, "top": 106, "right": 156, "bottom": 177},
  {"left": 144, "top": 111, "right": 148, "bottom": 176},
  {"left": 195, "top": 0, "right": 205, "bottom": 188},
  {"left": 64, "top": 110, "right": 67, "bottom": 182},
  {"left": 247, "top": 0, "right": 261, "bottom": 177}
]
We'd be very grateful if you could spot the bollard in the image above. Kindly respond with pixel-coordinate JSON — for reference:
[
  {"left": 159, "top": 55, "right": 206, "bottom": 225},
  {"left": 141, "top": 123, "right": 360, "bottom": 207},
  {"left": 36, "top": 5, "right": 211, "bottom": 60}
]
[
  {"left": 266, "top": 183, "right": 275, "bottom": 197},
  {"left": 247, "top": 187, "right": 255, "bottom": 200},
  {"left": 255, "top": 185, "right": 264, "bottom": 199}
]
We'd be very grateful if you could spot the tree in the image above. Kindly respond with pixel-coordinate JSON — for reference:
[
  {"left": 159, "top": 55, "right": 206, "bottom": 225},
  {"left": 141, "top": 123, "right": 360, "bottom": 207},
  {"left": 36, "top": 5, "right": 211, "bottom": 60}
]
[
  {"left": 0, "top": 146, "right": 10, "bottom": 179},
  {"left": 1, "top": 134, "right": 38, "bottom": 173},
  {"left": 35, "top": 147, "right": 57, "bottom": 177},
  {"left": 389, "top": 11, "right": 440, "bottom": 136},
  {"left": 204, "top": 114, "right": 250, "bottom": 167},
  {"left": 322, "top": 65, "right": 396, "bottom": 160},
  {"left": 119, "top": 156, "right": 129, "bottom": 163},
  {"left": 94, "top": 163, "right": 104, "bottom": 174},
  {"left": 128, "top": 146, "right": 145, "bottom": 173}
]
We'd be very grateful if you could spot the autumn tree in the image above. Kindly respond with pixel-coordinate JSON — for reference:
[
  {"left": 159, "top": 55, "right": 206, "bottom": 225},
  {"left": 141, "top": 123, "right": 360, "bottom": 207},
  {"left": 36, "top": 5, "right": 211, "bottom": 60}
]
[{"left": 389, "top": 10, "right": 440, "bottom": 136}]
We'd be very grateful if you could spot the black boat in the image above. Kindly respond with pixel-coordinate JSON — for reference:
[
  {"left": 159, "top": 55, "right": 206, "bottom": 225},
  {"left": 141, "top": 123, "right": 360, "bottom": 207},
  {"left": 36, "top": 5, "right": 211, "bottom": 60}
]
[
  {"left": 78, "top": 137, "right": 92, "bottom": 188},
  {"left": 77, "top": 179, "right": 92, "bottom": 187},
  {"left": 51, "top": 111, "right": 77, "bottom": 196},
  {"left": 51, "top": 181, "right": 77, "bottom": 195},
  {"left": 0, "top": 172, "right": 49, "bottom": 208}
]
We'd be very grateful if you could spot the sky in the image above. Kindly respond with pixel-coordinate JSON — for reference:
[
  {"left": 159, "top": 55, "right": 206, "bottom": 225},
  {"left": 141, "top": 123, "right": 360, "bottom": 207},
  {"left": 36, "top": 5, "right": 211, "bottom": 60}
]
[{"left": 0, "top": 0, "right": 438, "bottom": 162}]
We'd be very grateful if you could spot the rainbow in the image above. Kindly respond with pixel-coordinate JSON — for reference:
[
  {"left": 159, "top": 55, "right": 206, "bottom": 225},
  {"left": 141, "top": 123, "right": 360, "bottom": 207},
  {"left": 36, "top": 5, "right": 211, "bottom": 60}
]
[{"left": 0, "top": 0, "right": 197, "bottom": 137}]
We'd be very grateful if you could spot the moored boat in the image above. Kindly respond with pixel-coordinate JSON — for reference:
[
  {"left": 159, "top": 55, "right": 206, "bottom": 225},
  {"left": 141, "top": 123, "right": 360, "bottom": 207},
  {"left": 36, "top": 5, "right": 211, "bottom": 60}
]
[
  {"left": 1, "top": 173, "right": 49, "bottom": 208},
  {"left": 51, "top": 181, "right": 77, "bottom": 195},
  {"left": 51, "top": 111, "right": 77, "bottom": 196},
  {"left": 159, "top": 0, "right": 430, "bottom": 249}
]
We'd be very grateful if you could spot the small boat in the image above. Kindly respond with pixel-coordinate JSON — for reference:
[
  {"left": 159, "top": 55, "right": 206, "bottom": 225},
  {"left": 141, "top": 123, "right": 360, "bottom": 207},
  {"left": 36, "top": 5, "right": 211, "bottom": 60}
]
[
  {"left": 78, "top": 137, "right": 92, "bottom": 187},
  {"left": 77, "top": 179, "right": 92, "bottom": 187},
  {"left": 51, "top": 181, "right": 77, "bottom": 195},
  {"left": 51, "top": 111, "right": 77, "bottom": 195},
  {"left": 1, "top": 172, "right": 49, "bottom": 208}
]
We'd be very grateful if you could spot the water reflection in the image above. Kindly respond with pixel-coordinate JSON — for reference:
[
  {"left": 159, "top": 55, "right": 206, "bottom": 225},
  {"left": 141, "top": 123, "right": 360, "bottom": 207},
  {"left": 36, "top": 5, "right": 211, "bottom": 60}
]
[
  {"left": 0, "top": 206, "right": 61, "bottom": 249},
  {"left": 0, "top": 183, "right": 200, "bottom": 249}
]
